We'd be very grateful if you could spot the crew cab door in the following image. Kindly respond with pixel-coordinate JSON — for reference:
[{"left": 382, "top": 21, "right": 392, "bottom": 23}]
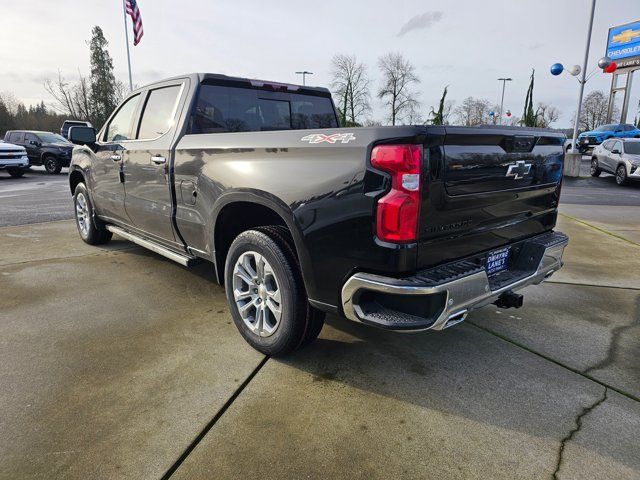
[
  {"left": 23, "top": 133, "right": 40, "bottom": 162},
  {"left": 91, "top": 92, "right": 143, "bottom": 224},
  {"left": 122, "top": 79, "right": 188, "bottom": 245}
]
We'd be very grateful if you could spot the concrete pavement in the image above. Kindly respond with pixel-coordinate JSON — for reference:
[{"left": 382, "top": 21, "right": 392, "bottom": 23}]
[
  {"left": 0, "top": 224, "right": 264, "bottom": 479},
  {"left": 1, "top": 205, "right": 639, "bottom": 479}
]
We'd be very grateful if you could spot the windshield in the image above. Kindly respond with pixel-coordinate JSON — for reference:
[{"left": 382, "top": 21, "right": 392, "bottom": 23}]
[
  {"left": 37, "top": 132, "right": 70, "bottom": 144},
  {"left": 594, "top": 124, "right": 616, "bottom": 132},
  {"left": 625, "top": 142, "right": 640, "bottom": 154}
]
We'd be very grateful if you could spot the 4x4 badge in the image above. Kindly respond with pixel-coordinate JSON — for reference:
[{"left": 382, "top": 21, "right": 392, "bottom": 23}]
[
  {"left": 505, "top": 160, "right": 532, "bottom": 179},
  {"left": 301, "top": 133, "right": 356, "bottom": 144}
]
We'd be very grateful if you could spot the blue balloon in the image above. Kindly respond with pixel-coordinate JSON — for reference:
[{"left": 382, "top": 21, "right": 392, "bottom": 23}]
[
  {"left": 489, "top": 111, "right": 495, "bottom": 116},
  {"left": 550, "top": 63, "right": 564, "bottom": 76}
]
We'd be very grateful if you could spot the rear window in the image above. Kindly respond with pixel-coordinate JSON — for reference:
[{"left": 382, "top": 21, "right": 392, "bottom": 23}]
[{"left": 189, "top": 84, "right": 337, "bottom": 134}]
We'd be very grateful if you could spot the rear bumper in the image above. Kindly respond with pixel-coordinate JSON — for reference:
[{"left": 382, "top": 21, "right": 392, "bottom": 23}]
[{"left": 341, "top": 231, "right": 568, "bottom": 331}]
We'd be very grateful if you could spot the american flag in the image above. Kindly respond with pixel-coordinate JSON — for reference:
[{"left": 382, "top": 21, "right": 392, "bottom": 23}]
[{"left": 125, "top": 0, "right": 144, "bottom": 46}]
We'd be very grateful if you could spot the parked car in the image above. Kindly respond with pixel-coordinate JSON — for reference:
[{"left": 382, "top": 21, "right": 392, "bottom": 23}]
[
  {"left": 3, "top": 130, "right": 74, "bottom": 174},
  {"left": 0, "top": 141, "right": 29, "bottom": 177},
  {"left": 61, "top": 120, "right": 92, "bottom": 140},
  {"left": 573, "top": 123, "right": 640, "bottom": 153},
  {"left": 67, "top": 72, "right": 568, "bottom": 356},
  {"left": 591, "top": 138, "right": 640, "bottom": 185}
]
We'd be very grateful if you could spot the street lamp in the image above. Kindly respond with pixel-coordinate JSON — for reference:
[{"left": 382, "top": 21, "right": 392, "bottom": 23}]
[
  {"left": 497, "top": 78, "right": 512, "bottom": 125},
  {"left": 295, "top": 71, "right": 313, "bottom": 86}
]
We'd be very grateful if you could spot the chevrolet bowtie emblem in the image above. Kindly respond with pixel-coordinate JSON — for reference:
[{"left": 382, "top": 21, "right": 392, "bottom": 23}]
[{"left": 506, "top": 160, "right": 532, "bottom": 180}]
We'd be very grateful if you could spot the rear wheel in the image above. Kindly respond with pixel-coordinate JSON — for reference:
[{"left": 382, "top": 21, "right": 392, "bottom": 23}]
[
  {"left": 225, "top": 227, "right": 324, "bottom": 356},
  {"left": 73, "top": 183, "right": 112, "bottom": 244},
  {"left": 7, "top": 167, "right": 25, "bottom": 178},
  {"left": 616, "top": 164, "right": 628, "bottom": 186},
  {"left": 590, "top": 157, "right": 601, "bottom": 177},
  {"left": 44, "top": 155, "right": 62, "bottom": 174}
]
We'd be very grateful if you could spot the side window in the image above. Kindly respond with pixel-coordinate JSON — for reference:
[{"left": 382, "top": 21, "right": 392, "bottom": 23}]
[
  {"left": 25, "top": 133, "right": 38, "bottom": 144},
  {"left": 104, "top": 94, "right": 141, "bottom": 142},
  {"left": 8, "top": 132, "right": 24, "bottom": 143},
  {"left": 603, "top": 140, "right": 613, "bottom": 151},
  {"left": 137, "top": 85, "right": 182, "bottom": 140},
  {"left": 613, "top": 141, "right": 622, "bottom": 152},
  {"left": 625, "top": 125, "right": 635, "bottom": 131}
]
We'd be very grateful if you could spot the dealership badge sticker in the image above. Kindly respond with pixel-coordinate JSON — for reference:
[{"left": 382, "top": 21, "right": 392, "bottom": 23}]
[{"left": 301, "top": 133, "right": 356, "bottom": 144}]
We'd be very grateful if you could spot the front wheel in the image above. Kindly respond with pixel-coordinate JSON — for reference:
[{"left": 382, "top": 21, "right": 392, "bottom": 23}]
[
  {"left": 225, "top": 228, "right": 323, "bottom": 356},
  {"left": 590, "top": 158, "right": 601, "bottom": 177},
  {"left": 73, "top": 183, "right": 112, "bottom": 244},
  {"left": 7, "top": 167, "right": 25, "bottom": 178},
  {"left": 44, "top": 156, "right": 62, "bottom": 174},
  {"left": 616, "top": 164, "right": 629, "bottom": 186}
]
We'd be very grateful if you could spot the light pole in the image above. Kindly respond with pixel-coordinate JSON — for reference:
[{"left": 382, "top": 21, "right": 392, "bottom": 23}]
[
  {"left": 295, "top": 71, "right": 313, "bottom": 86},
  {"left": 497, "top": 78, "right": 512, "bottom": 125},
  {"left": 570, "top": 0, "right": 597, "bottom": 154}
]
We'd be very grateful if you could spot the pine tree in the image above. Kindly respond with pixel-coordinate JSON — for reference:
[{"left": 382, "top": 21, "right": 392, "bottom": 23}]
[
  {"left": 89, "top": 26, "right": 118, "bottom": 129},
  {"left": 430, "top": 86, "right": 448, "bottom": 125},
  {"left": 521, "top": 69, "right": 537, "bottom": 127}
]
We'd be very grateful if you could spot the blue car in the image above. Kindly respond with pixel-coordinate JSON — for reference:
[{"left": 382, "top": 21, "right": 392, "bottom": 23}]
[{"left": 576, "top": 123, "right": 640, "bottom": 153}]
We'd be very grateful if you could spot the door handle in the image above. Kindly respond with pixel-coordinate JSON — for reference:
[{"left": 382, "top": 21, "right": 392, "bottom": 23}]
[
  {"left": 111, "top": 154, "right": 122, "bottom": 161},
  {"left": 151, "top": 155, "right": 167, "bottom": 165}
]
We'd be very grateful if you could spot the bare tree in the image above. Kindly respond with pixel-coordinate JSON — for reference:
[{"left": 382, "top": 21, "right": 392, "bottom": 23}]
[
  {"left": 453, "top": 97, "right": 495, "bottom": 126},
  {"left": 575, "top": 90, "right": 618, "bottom": 131},
  {"left": 377, "top": 52, "right": 421, "bottom": 125},
  {"left": 330, "top": 54, "right": 370, "bottom": 126},
  {"left": 535, "top": 102, "right": 560, "bottom": 128},
  {"left": 44, "top": 71, "right": 92, "bottom": 121}
]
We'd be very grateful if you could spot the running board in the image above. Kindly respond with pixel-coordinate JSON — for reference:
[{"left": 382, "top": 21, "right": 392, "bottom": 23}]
[{"left": 106, "top": 225, "right": 199, "bottom": 267}]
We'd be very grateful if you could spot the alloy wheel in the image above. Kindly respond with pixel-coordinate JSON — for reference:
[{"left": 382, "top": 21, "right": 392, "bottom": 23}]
[
  {"left": 232, "top": 251, "right": 282, "bottom": 337},
  {"left": 75, "top": 192, "right": 90, "bottom": 237}
]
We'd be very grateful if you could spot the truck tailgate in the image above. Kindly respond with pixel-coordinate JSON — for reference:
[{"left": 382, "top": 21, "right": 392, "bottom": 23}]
[{"left": 417, "top": 126, "right": 564, "bottom": 269}]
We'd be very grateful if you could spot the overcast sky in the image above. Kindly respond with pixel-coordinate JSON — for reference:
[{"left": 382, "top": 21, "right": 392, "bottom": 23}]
[{"left": 1, "top": 0, "right": 639, "bottom": 127}]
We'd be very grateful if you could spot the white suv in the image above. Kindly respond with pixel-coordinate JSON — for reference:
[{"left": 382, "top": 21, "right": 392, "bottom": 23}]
[
  {"left": 591, "top": 138, "right": 640, "bottom": 186},
  {"left": 0, "top": 141, "right": 29, "bottom": 178}
]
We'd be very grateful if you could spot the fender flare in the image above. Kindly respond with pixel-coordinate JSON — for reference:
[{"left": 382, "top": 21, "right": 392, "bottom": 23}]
[{"left": 211, "top": 189, "right": 318, "bottom": 298}]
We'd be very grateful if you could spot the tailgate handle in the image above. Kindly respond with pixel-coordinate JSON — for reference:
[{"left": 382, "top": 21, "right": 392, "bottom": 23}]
[{"left": 151, "top": 155, "right": 167, "bottom": 165}]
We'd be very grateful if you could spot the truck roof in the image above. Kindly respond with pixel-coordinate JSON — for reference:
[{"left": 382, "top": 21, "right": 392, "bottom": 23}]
[{"left": 133, "top": 73, "right": 331, "bottom": 96}]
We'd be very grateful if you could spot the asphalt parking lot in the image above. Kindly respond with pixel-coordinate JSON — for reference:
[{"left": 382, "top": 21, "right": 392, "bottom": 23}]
[{"left": 1, "top": 161, "right": 639, "bottom": 479}]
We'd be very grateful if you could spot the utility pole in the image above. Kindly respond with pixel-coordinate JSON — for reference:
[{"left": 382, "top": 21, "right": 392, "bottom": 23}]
[
  {"left": 497, "top": 78, "right": 512, "bottom": 125},
  {"left": 570, "top": 0, "right": 597, "bottom": 153},
  {"left": 295, "top": 71, "right": 313, "bottom": 86}
]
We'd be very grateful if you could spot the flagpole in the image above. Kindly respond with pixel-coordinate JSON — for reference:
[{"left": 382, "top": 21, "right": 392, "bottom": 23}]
[{"left": 122, "top": 0, "right": 133, "bottom": 91}]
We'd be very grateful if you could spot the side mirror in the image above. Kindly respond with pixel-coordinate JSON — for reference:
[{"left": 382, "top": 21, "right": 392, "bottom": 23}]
[
  {"left": 30, "top": 140, "right": 40, "bottom": 146},
  {"left": 612, "top": 149, "right": 621, "bottom": 154},
  {"left": 69, "top": 126, "right": 96, "bottom": 145}
]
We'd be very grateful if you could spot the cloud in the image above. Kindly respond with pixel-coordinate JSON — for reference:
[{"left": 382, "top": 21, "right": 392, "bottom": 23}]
[{"left": 397, "top": 11, "right": 444, "bottom": 37}]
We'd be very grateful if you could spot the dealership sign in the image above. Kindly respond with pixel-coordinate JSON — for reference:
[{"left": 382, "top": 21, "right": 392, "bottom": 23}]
[{"left": 606, "top": 20, "right": 640, "bottom": 69}]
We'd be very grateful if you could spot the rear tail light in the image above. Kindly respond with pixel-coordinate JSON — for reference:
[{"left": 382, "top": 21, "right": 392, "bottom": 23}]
[{"left": 371, "top": 144, "right": 422, "bottom": 243}]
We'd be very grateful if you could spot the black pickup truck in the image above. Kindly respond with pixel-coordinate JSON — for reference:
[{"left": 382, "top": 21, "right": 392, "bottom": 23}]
[{"left": 67, "top": 73, "right": 568, "bottom": 356}]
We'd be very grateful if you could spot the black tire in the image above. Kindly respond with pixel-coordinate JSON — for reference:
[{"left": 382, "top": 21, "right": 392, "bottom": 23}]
[
  {"left": 7, "top": 167, "right": 25, "bottom": 178},
  {"left": 255, "top": 225, "right": 325, "bottom": 347},
  {"left": 44, "top": 155, "right": 62, "bottom": 174},
  {"left": 615, "top": 164, "right": 629, "bottom": 186},
  {"left": 225, "top": 227, "right": 323, "bottom": 356},
  {"left": 73, "top": 183, "right": 112, "bottom": 245},
  {"left": 590, "top": 157, "right": 601, "bottom": 177}
]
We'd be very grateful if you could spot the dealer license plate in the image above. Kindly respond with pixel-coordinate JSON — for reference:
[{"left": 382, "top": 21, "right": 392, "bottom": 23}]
[{"left": 486, "top": 247, "right": 510, "bottom": 276}]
